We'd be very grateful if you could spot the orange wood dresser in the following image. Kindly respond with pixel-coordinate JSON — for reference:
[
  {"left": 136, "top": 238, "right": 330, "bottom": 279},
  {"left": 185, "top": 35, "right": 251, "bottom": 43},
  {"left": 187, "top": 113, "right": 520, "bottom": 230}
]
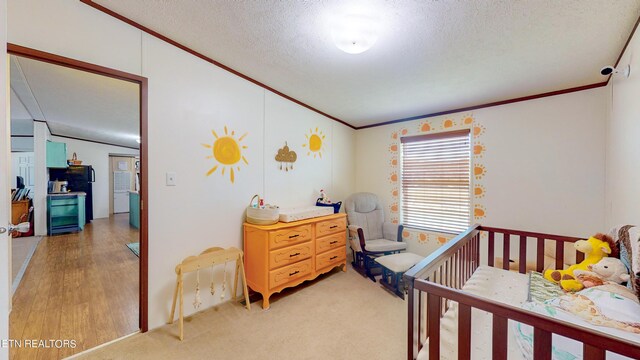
[{"left": 243, "top": 213, "right": 347, "bottom": 309}]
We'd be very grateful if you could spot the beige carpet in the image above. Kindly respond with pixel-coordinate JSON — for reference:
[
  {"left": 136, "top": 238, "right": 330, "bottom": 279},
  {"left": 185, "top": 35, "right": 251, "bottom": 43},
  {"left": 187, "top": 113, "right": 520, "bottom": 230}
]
[{"left": 76, "top": 265, "right": 406, "bottom": 360}]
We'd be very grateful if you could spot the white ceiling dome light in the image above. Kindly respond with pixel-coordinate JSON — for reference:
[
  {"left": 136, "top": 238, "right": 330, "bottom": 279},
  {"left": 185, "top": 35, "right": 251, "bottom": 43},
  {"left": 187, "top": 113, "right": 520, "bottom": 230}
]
[{"left": 331, "top": 13, "right": 380, "bottom": 54}]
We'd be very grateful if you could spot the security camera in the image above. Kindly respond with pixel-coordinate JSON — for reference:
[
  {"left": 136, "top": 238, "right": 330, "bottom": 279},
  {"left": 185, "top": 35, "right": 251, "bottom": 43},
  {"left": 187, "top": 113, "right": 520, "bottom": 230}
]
[
  {"left": 600, "top": 65, "right": 631, "bottom": 78},
  {"left": 600, "top": 66, "right": 615, "bottom": 76}
]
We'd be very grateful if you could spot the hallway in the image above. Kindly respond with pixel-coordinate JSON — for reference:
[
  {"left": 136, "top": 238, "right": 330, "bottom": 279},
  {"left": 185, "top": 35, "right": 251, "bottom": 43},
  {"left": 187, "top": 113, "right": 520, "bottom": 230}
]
[{"left": 9, "top": 214, "right": 139, "bottom": 359}]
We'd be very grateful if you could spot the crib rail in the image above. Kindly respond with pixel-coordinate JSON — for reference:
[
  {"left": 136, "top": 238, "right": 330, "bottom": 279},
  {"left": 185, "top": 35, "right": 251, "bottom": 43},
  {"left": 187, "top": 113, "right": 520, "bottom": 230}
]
[
  {"left": 404, "top": 224, "right": 638, "bottom": 360},
  {"left": 418, "top": 281, "right": 640, "bottom": 360}
]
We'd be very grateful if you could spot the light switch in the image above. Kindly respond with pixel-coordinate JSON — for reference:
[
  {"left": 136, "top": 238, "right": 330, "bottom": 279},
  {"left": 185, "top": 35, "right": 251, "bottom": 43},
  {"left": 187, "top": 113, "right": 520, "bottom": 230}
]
[{"left": 166, "top": 172, "right": 176, "bottom": 186}]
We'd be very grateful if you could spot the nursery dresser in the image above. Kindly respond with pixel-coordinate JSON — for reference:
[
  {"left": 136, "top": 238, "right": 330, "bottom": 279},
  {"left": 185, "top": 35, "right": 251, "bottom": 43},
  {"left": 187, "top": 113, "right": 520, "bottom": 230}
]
[{"left": 243, "top": 213, "right": 347, "bottom": 309}]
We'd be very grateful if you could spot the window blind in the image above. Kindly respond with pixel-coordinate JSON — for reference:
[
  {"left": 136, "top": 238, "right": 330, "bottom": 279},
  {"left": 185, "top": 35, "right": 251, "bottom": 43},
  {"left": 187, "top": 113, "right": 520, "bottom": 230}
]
[{"left": 400, "top": 130, "right": 471, "bottom": 234}]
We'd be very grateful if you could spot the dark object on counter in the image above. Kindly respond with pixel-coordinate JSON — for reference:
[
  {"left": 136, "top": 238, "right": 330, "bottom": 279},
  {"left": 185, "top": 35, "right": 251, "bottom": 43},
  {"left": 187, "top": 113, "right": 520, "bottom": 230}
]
[
  {"left": 16, "top": 176, "right": 25, "bottom": 189},
  {"left": 316, "top": 198, "right": 342, "bottom": 213},
  {"left": 49, "top": 165, "right": 95, "bottom": 223}
]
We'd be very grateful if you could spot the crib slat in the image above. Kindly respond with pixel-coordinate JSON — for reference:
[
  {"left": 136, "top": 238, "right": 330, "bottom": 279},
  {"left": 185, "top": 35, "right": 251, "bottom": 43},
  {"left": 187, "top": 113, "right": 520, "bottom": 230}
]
[
  {"left": 503, "top": 233, "right": 510, "bottom": 270},
  {"left": 536, "top": 237, "right": 544, "bottom": 272},
  {"left": 458, "top": 249, "right": 463, "bottom": 288},
  {"left": 556, "top": 241, "right": 564, "bottom": 270},
  {"left": 408, "top": 283, "right": 415, "bottom": 359},
  {"left": 488, "top": 231, "right": 495, "bottom": 267},
  {"left": 470, "top": 239, "right": 474, "bottom": 276},
  {"left": 458, "top": 303, "right": 471, "bottom": 360},
  {"left": 519, "top": 235, "right": 527, "bottom": 274},
  {"left": 418, "top": 288, "right": 423, "bottom": 352},
  {"left": 472, "top": 234, "right": 478, "bottom": 272},
  {"left": 584, "top": 344, "right": 605, "bottom": 360},
  {"left": 492, "top": 315, "right": 508, "bottom": 360},
  {"left": 455, "top": 251, "right": 460, "bottom": 289},
  {"left": 462, "top": 244, "right": 467, "bottom": 282},
  {"left": 533, "top": 328, "right": 551, "bottom": 360},
  {"left": 453, "top": 252, "right": 458, "bottom": 289},
  {"left": 475, "top": 234, "right": 480, "bottom": 270},
  {"left": 465, "top": 242, "right": 470, "bottom": 280},
  {"left": 427, "top": 293, "right": 441, "bottom": 360}
]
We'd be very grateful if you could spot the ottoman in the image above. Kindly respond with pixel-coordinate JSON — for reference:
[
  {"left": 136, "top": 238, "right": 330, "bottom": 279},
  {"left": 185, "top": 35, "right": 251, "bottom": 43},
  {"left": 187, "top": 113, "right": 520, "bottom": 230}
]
[{"left": 374, "top": 252, "right": 424, "bottom": 299}]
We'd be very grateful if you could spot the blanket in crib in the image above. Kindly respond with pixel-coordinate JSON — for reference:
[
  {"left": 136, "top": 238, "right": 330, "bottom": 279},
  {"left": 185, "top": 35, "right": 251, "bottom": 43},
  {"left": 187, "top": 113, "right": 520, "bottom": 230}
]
[{"left": 514, "top": 287, "right": 640, "bottom": 360}]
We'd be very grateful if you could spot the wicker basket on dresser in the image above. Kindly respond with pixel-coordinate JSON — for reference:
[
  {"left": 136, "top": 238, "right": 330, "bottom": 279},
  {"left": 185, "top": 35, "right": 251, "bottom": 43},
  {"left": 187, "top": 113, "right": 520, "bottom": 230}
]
[{"left": 243, "top": 213, "right": 347, "bottom": 309}]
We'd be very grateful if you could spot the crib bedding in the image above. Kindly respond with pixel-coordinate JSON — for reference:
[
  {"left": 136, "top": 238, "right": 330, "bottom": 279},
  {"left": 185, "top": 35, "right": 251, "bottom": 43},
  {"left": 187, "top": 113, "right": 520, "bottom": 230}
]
[
  {"left": 418, "top": 266, "right": 529, "bottom": 360},
  {"left": 514, "top": 287, "right": 640, "bottom": 360},
  {"left": 418, "top": 265, "right": 640, "bottom": 360}
]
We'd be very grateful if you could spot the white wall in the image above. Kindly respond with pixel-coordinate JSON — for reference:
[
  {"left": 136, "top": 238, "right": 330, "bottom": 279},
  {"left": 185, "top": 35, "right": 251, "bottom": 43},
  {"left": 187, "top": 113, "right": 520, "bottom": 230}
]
[
  {"left": 143, "top": 35, "right": 355, "bottom": 327},
  {"left": 356, "top": 88, "right": 607, "bottom": 256},
  {"left": 8, "top": 0, "right": 356, "bottom": 330},
  {"left": 51, "top": 136, "right": 139, "bottom": 219},
  {"left": 32, "top": 121, "right": 49, "bottom": 236},
  {"left": 605, "top": 28, "right": 640, "bottom": 228}
]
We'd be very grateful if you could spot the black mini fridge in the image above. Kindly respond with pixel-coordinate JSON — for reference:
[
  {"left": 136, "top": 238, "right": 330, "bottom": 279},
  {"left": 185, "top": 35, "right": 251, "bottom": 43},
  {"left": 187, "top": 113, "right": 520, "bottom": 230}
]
[{"left": 49, "top": 165, "right": 95, "bottom": 223}]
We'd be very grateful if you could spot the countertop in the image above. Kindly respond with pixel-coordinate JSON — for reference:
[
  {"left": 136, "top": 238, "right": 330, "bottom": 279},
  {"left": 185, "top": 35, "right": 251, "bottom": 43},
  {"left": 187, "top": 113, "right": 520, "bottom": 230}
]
[{"left": 47, "top": 192, "right": 86, "bottom": 197}]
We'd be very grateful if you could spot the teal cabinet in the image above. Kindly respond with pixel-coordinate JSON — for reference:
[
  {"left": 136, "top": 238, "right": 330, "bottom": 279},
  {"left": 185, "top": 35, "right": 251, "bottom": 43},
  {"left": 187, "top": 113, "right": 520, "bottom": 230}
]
[
  {"left": 129, "top": 191, "right": 140, "bottom": 229},
  {"left": 46, "top": 141, "right": 68, "bottom": 168},
  {"left": 47, "top": 194, "right": 85, "bottom": 235}
]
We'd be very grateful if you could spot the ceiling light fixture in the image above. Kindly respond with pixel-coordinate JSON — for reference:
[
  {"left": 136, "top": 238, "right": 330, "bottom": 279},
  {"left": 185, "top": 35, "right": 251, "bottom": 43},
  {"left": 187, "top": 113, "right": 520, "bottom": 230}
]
[{"left": 331, "top": 13, "right": 380, "bottom": 54}]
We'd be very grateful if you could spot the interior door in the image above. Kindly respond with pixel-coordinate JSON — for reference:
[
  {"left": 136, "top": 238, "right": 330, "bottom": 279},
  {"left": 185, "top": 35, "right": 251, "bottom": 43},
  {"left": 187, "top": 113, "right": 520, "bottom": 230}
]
[
  {"left": 113, "top": 171, "right": 131, "bottom": 213},
  {"left": 1, "top": 50, "right": 12, "bottom": 359}
]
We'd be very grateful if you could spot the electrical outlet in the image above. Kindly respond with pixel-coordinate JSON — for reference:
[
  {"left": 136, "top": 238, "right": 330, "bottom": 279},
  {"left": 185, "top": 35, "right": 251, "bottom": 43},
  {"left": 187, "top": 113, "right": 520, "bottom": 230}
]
[{"left": 166, "top": 172, "right": 176, "bottom": 186}]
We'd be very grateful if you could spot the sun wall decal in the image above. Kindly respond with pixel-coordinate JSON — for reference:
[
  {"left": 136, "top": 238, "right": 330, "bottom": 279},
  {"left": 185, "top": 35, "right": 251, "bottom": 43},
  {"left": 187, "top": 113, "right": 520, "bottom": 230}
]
[
  {"left": 303, "top": 127, "right": 325, "bottom": 158},
  {"left": 202, "top": 125, "right": 248, "bottom": 184},
  {"left": 418, "top": 233, "right": 428, "bottom": 244}
]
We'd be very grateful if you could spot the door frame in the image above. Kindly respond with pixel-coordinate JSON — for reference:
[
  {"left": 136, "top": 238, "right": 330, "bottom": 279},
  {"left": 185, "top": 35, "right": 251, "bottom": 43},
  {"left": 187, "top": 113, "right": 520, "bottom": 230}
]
[{"left": 7, "top": 44, "right": 149, "bottom": 332}]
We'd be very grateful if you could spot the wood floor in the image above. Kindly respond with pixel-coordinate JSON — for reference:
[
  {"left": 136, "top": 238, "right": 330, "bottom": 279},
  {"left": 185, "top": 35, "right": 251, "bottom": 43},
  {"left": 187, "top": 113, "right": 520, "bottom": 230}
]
[{"left": 9, "top": 214, "right": 139, "bottom": 360}]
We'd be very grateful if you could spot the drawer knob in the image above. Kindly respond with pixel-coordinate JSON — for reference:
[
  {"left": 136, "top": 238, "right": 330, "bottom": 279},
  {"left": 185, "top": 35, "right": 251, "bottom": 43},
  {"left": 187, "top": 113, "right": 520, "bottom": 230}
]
[
  {"left": 289, "top": 252, "right": 300, "bottom": 257},
  {"left": 288, "top": 234, "right": 299, "bottom": 239},
  {"left": 329, "top": 225, "right": 338, "bottom": 229},
  {"left": 329, "top": 241, "right": 338, "bottom": 245},
  {"left": 330, "top": 256, "right": 338, "bottom": 260},
  {"left": 289, "top": 270, "right": 299, "bottom": 276}
]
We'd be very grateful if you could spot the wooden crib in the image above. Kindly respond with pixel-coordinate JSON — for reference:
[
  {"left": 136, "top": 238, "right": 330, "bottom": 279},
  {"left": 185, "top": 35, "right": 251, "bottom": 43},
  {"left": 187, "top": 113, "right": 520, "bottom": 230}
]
[{"left": 403, "top": 224, "right": 640, "bottom": 360}]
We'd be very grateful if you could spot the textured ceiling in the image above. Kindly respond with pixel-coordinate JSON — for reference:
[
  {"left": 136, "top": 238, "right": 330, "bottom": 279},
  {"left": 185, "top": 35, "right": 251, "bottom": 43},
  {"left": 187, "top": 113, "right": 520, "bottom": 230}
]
[
  {"left": 93, "top": 0, "right": 640, "bottom": 127},
  {"left": 10, "top": 56, "right": 140, "bottom": 148}
]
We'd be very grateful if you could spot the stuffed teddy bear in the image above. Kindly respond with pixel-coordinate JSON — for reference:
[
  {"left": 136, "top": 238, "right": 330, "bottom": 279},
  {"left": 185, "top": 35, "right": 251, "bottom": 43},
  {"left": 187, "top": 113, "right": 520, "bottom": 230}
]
[
  {"left": 574, "top": 257, "right": 630, "bottom": 286},
  {"left": 574, "top": 257, "right": 638, "bottom": 302},
  {"left": 544, "top": 233, "right": 613, "bottom": 291}
]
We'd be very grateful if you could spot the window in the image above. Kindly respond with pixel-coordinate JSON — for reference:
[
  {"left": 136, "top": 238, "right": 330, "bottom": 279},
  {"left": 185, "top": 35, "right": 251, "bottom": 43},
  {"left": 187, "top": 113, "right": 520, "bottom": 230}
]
[{"left": 400, "top": 129, "right": 471, "bottom": 234}]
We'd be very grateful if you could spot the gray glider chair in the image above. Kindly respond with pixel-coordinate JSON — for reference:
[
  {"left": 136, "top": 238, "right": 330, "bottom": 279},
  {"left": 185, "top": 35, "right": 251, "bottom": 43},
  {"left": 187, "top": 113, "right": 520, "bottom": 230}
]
[{"left": 345, "top": 192, "right": 407, "bottom": 281}]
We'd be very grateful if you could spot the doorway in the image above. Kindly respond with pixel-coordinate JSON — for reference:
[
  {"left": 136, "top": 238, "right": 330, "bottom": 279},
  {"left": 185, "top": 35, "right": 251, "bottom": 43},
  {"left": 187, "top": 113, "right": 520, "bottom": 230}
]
[{"left": 6, "top": 44, "right": 148, "bottom": 358}]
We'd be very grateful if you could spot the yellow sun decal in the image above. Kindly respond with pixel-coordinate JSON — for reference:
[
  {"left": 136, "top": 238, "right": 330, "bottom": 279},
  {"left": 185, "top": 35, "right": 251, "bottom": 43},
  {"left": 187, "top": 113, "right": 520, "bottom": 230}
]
[
  {"left": 303, "top": 127, "right": 325, "bottom": 158},
  {"left": 202, "top": 126, "right": 248, "bottom": 184}
]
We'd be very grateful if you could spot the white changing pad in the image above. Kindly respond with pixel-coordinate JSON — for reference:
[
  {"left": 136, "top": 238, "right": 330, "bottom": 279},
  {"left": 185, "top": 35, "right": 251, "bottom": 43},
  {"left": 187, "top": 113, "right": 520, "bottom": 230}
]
[
  {"left": 418, "top": 266, "right": 529, "bottom": 360},
  {"left": 278, "top": 206, "right": 333, "bottom": 222}
]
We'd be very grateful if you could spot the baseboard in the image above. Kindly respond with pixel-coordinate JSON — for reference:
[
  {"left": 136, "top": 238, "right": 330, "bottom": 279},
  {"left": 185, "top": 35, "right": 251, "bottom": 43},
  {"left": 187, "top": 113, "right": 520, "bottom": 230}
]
[{"left": 64, "top": 331, "right": 140, "bottom": 359}]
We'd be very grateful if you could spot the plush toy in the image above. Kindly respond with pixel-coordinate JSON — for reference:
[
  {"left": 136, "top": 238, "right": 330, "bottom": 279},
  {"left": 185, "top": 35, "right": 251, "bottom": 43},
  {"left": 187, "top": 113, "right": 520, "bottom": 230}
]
[
  {"left": 574, "top": 257, "right": 630, "bottom": 287},
  {"left": 544, "top": 233, "right": 613, "bottom": 292},
  {"left": 574, "top": 257, "right": 638, "bottom": 302}
]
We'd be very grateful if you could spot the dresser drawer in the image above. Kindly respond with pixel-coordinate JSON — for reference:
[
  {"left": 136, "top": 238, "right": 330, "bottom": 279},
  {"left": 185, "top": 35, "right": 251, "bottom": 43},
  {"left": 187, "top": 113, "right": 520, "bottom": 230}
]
[
  {"left": 269, "top": 225, "right": 312, "bottom": 250},
  {"left": 269, "top": 241, "right": 313, "bottom": 269},
  {"left": 315, "top": 247, "right": 345, "bottom": 271},
  {"left": 269, "top": 259, "right": 312, "bottom": 289},
  {"left": 316, "top": 217, "right": 346, "bottom": 238},
  {"left": 316, "top": 233, "right": 346, "bottom": 254}
]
